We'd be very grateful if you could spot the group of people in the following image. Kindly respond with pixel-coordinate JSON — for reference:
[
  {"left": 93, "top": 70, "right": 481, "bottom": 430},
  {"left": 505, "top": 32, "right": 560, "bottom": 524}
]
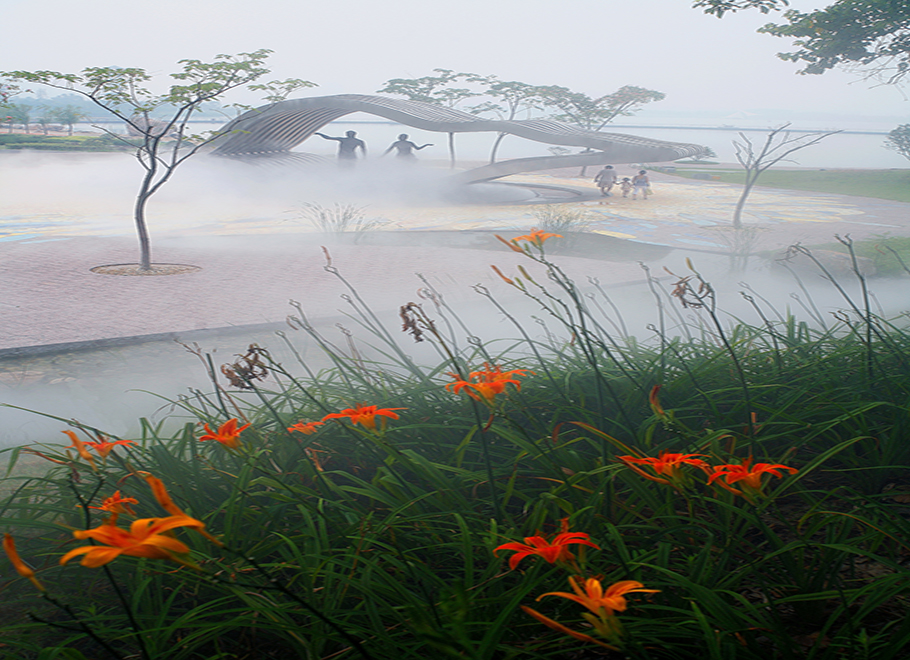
[
  {"left": 312, "top": 135, "right": 653, "bottom": 202},
  {"left": 593, "top": 165, "right": 652, "bottom": 200},
  {"left": 313, "top": 130, "right": 432, "bottom": 166}
]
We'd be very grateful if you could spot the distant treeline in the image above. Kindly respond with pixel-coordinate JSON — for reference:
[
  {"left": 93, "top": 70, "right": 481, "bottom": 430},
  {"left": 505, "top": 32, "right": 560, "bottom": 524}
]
[{"left": 6, "top": 92, "right": 226, "bottom": 120}]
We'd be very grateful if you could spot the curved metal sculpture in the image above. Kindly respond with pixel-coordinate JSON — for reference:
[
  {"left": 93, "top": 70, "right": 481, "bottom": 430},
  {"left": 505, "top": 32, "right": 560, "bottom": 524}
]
[{"left": 209, "top": 94, "right": 705, "bottom": 183}]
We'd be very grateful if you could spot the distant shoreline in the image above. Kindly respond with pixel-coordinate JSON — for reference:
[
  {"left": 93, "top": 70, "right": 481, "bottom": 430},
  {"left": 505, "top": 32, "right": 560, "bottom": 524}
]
[{"left": 61, "top": 119, "right": 892, "bottom": 136}]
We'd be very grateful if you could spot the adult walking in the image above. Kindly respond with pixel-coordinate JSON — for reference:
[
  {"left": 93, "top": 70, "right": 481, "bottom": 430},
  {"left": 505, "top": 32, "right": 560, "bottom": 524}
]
[
  {"left": 632, "top": 170, "right": 651, "bottom": 200},
  {"left": 594, "top": 165, "right": 618, "bottom": 196}
]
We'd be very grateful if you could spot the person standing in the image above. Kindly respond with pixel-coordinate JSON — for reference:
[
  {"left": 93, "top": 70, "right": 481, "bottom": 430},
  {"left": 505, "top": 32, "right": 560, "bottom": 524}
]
[
  {"left": 314, "top": 130, "right": 367, "bottom": 166},
  {"left": 593, "top": 165, "right": 618, "bottom": 196},
  {"left": 632, "top": 170, "right": 651, "bottom": 200},
  {"left": 383, "top": 133, "right": 433, "bottom": 159}
]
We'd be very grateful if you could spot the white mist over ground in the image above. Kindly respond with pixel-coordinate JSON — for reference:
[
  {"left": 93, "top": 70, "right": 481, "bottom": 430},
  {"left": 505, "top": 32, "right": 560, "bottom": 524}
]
[
  {"left": 0, "top": 149, "right": 486, "bottom": 241},
  {"left": 2, "top": 248, "right": 906, "bottom": 450},
  {"left": 2, "top": 148, "right": 909, "bottom": 450}
]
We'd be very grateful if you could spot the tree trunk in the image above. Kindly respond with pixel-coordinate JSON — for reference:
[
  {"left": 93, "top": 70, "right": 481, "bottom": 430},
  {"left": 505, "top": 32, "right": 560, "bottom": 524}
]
[
  {"left": 134, "top": 163, "right": 157, "bottom": 271},
  {"left": 489, "top": 132, "right": 506, "bottom": 164},
  {"left": 578, "top": 147, "right": 594, "bottom": 177},
  {"left": 732, "top": 180, "right": 756, "bottom": 230},
  {"left": 134, "top": 194, "right": 152, "bottom": 271},
  {"left": 448, "top": 132, "right": 456, "bottom": 169}
]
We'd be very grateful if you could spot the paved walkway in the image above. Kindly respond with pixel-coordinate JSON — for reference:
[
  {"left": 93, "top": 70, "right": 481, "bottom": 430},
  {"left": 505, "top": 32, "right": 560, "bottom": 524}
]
[{"left": 2, "top": 162, "right": 909, "bottom": 353}]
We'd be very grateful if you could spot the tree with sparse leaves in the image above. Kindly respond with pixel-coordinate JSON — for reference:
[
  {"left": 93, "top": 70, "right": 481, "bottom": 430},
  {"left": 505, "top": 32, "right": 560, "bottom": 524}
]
[
  {"left": 468, "top": 79, "right": 549, "bottom": 163},
  {"left": 3, "top": 51, "right": 315, "bottom": 271},
  {"left": 885, "top": 124, "right": 910, "bottom": 162},
  {"left": 537, "top": 85, "right": 666, "bottom": 175},
  {"left": 378, "top": 69, "right": 482, "bottom": 167},
  {"left": 53, "top": 104, "right": 89, "bottom": 136},
  {"left": 6, "top": 103, "right": 31, "bottom": 133},
  {"left": 538, "top": 85, "right": 666, "bottom": 133}
]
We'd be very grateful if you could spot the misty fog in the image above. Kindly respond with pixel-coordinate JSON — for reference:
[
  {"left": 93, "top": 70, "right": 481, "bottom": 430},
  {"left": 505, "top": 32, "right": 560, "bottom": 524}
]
[{"left": 2, "top": 121, "right": 909, "bottom": 450}]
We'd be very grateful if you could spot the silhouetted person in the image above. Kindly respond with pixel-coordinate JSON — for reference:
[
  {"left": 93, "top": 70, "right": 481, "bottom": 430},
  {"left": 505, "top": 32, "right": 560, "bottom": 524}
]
[
  {"left": 314, "top": 130, "right": 366, "bottom": 166},
  {"left": 383, "top": 133, "right": 433, "bottom": 159}
]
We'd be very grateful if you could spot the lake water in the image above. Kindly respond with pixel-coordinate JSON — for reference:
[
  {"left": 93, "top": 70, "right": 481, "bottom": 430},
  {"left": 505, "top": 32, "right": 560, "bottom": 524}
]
[{"left": 77, "top": 118, "right": 908, "bottom": 170}]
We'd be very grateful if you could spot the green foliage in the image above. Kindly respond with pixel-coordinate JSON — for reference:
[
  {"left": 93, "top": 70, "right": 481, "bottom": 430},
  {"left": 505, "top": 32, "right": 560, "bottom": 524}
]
[
  {"left": 377, "top": 68, "right": 482, "bottom": 108},
  {"left": 670, "top": 166, "right": 910, "bottom": 203},
  {"left": 537, "top": 85, "right": 666, "bottom": 133},
  {"left": 758, "top": 1, "right": 910, "bottom": 83},
  {"left": 0, "top": 80, "right": 26, "bottom": 108},
  {"left": 693, "top": 0, "right": 787, "bottom": 17},
  {"left": 813, "top": 234, "right": 910, "bottom": 278},
  {"left": 885, "top": 124, "right": 910, "bottom": 162},
  {"left": 5, "top": 103, "right": 32, "bottom": 129},
  {"left": 2, "top": 239, "right": 910, "bottom": 658}
]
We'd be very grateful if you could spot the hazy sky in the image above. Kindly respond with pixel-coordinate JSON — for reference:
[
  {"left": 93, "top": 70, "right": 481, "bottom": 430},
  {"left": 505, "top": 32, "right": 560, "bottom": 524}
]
[{"left": 3, "top": 0, "right": 908, "bottom": 126}]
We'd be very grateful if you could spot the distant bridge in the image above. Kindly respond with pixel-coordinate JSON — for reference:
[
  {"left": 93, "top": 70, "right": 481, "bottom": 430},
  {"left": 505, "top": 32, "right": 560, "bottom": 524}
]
[{"left": 209, "top": 94, "right": 707, "bottom": 184}]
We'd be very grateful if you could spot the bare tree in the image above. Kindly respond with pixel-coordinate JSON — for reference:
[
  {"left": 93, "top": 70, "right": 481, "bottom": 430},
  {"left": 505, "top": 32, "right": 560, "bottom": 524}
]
[{"left": 731, "top": 123, "right": 840, "bottom": 229}]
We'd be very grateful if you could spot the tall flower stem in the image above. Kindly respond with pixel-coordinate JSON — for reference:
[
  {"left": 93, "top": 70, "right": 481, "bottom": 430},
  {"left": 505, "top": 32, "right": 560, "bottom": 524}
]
[
  {"left": 223, "top": 545, "right": 375, "bottom": 660},
  {"left": 31, "top": 594, "right": 128, "bottom": 660},
  {"left": 401, "top": 302, "right": 504, "bottom": 520},
  {"left": 68, "top": 476, "right": 151, "bottom": 660}
]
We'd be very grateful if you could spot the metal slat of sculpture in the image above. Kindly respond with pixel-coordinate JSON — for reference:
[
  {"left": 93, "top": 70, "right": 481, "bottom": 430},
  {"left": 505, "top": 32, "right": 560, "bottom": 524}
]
[{"left": 209, "top": 94, "right": 706, "bottom": 183}]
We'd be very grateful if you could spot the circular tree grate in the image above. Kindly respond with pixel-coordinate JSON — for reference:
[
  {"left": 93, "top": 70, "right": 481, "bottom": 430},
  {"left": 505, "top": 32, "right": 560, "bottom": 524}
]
[{"left": 90, "top": 263, "right": 202, "bottom": 276}]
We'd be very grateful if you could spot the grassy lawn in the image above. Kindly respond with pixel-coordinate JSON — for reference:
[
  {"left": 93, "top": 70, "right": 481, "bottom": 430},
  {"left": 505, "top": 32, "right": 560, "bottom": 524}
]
[
  {"left": 812, "top": 235, "right": 910, "bottom": 277},
  {"left": 670, "top": 167, "right": 910, "bottom": 203},
  {"left": 0, "top": 134, "right": 138, "bottom": 151}
]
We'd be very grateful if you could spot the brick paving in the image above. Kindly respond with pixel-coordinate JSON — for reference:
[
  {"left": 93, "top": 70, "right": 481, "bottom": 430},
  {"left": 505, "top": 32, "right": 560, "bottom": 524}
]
[
  {"left": 0, "top": 233, "right": 659, "bottom": 352},
  {"left": 2, "top": 168, "right": 909, "bottom": 353}
]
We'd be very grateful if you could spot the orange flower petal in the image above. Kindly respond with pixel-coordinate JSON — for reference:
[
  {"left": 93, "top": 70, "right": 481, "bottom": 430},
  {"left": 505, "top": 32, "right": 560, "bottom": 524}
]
[{"left": 3, "top": 534, "right": 44, "bottom": 591}]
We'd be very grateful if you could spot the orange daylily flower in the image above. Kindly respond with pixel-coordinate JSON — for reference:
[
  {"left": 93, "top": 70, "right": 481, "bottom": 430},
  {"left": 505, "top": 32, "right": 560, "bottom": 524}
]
[
  {"left": 447, "top": 363, "right": 533, "bottom": 405},
  {"left": 62, "top": 430, "right": 97, "bottom": 470},
  {"left": 322, "top": 404, "right": 405, "bottom": 431},
  {"left": 538, "top": 577, "right": 660, "bottom": 616},
  {"left": 617, "top": 451, "right": 710, "bottom": 484},
  {"left": 141, "top": 473, "right": 221, "bottom": 545},
  {"left": 511, "top": 228, "right": 563, "bottom": 249},
  {"left": 61, "top": 474, "right": 220, "bottom": 568},
  {"left": 708, "top": 457, "right": 798, "bottom": 496},
  {"left": 83, "top": 438, "right": 135, "bottom": 458},
  {"left": 199, "top": 418, "right": 251, "bottom": 449},
  {"left": 89, "top": 491, "right": 138, "bottom": 516},
  {"left": 287, "top": 420, "right": 324, "bottom": 435},
  {"left": 60, "top": 515, "right": 203, "bottom": 569},
  {"left": 3, "top": 534, "right": 45, "bottom": 592},
  {"left": 520, "top": 605, "right": 617, "bottom": 650},
  {"left": 494, "top": 522, "right": 599, "bottom": 570}
]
